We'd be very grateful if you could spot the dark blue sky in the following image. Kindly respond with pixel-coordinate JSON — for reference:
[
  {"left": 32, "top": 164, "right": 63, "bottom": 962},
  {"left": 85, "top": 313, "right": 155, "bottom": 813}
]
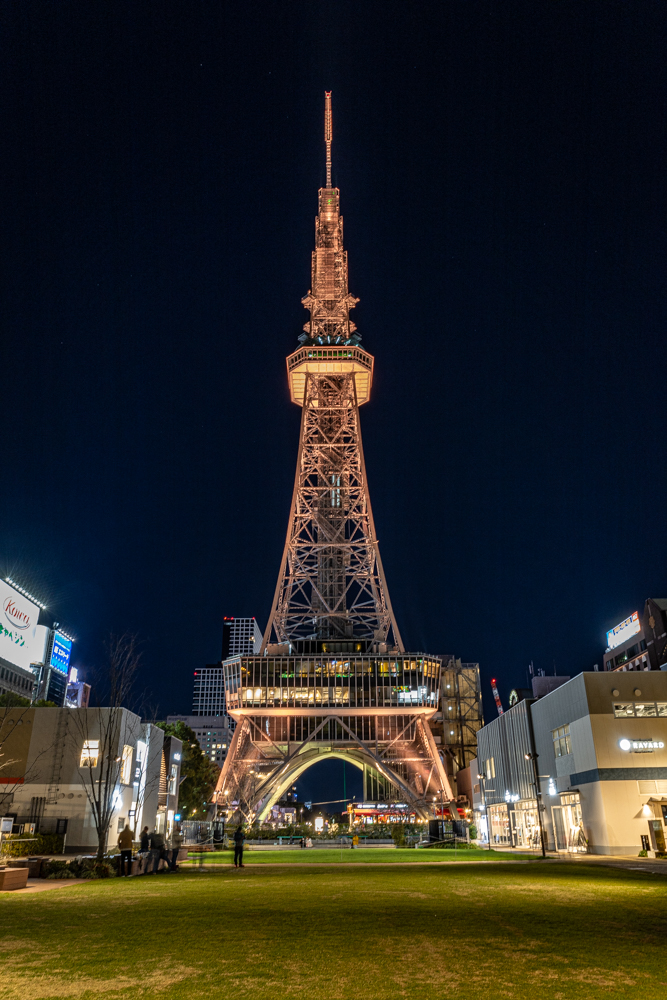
[{"left": 1, "top": 0, "right": 666, "bottom": 784}]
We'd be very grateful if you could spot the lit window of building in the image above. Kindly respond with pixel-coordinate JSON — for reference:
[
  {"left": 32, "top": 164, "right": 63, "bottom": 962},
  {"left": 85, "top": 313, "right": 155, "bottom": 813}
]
[
  {"left": 80, "top": 740, "right": 99, "bottom": 767},
  {"left": 552, "top": 725, "right": 572, "bottom": 758},
  {"left": 120, "top": 744, "right": 133, "bottom": 784}
]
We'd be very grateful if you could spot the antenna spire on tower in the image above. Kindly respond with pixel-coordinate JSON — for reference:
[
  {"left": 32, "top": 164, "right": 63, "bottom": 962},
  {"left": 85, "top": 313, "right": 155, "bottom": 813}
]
[{"left": 324, "top": 91, "right": 332, "bottom": 187}]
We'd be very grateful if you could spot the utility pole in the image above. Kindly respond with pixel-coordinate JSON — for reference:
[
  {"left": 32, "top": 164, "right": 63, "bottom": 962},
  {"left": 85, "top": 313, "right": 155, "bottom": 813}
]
[
  {"left": 524, "top": 753, "right": 546, "bottom": 858},
  {"left": 478, "top": 767, "right": 492, "bottom": 850}
]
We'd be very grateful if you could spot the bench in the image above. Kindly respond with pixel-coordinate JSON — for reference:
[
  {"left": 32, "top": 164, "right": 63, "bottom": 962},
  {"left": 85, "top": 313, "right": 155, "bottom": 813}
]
[{"left": 0, "top": 867, "right": 29, "bottom": 891}]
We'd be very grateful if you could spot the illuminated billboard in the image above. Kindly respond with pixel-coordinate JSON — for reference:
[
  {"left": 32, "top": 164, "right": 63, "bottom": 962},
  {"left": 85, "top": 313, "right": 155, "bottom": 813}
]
[
  {"left": 0, "top": 578, "right": 48, "bottom": 672},
  {"left": 50, "top": 633, "right": 72, "bottom": 674},
  {"left": 607, "top": 611, "right": 641, "bottom": 651}
]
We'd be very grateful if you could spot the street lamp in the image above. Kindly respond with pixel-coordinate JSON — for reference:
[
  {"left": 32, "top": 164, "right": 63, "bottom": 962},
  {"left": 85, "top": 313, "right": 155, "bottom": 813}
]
[
  {"left": 524, "top": 753, "right": 546, "bottom": 858},
  {"left": 478, "top": 768, "right": 492, "bottom": 851}
]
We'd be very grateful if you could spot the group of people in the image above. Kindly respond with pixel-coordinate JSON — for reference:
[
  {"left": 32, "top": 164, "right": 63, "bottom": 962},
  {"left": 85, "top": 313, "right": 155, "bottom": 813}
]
[{"left": 117, "top": 824, "right": 184, "bottom": 876}]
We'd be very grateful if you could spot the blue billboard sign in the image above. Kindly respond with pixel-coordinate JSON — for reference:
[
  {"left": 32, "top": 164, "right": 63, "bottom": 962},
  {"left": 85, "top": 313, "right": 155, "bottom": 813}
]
[{"left": 50, "top": 633, "right": 72, "bottom": 674}]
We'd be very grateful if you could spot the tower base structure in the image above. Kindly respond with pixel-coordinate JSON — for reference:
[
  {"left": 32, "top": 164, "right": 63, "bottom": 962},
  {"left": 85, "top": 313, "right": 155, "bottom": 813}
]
[{"left": 213, "top": 649, "right": 456, "bottom": 822}]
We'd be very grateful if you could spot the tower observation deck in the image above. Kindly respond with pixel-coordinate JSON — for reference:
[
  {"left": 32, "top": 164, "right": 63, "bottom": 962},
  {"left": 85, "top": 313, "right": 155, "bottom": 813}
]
[{"left": 214, "top": 95, "right": 457, "bottom": 822}]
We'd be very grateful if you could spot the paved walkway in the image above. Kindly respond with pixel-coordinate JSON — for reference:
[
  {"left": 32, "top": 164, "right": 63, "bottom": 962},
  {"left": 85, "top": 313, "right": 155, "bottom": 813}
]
[
  {"left": 0, "top": 878, "right": 89, "bottom": 895},
  {"left": 552, "top": 854, "right": 667, "bottom": 877},
  {"left": 486, "top": 845, "right": 667, "bottom": 876}
]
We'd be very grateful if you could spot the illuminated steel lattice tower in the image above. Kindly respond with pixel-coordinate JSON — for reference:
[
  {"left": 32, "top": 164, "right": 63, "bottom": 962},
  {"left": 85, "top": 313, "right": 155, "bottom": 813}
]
[
  {"left": 264, "top": 91, "right": 401, "bottom": 650},
  {"left": 214, "top": 95, "right": 456, "bottom": 823}
]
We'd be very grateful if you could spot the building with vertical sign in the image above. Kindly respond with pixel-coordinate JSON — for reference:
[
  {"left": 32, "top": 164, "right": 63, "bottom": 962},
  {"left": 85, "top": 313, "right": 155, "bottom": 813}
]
[
  {"left": 0, "top": 578, "right": 49, "bottom": 701},
  {"left": 603, "top": 599, "right": 667, "bottom": 673}
]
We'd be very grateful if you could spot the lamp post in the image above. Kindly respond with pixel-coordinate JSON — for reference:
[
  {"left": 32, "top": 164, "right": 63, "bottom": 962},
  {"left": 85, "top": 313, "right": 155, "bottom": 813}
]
[
  {"left": 478, "top": 768, "right": 492, "bottom": 851},
  {"left": 440, "top": 785, "right": 445, "bottom": 841},
  {"left": 524, "top": 753, "right": 546, "bottom": 858}
]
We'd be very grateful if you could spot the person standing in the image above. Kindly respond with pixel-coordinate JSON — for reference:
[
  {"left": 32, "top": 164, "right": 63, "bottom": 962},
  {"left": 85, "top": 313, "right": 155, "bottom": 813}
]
[
  {"left": 139, "top": 826, "right": 150, "bottom": 874},
  {"left": 169, "top": 825, "right": 183, "bottom": 871},
  {"left": 233, "top": 825, "right": 245, "bottom": 868},
  {"left": 149, "top": 828, "right": 165, "bottom": 873},
  {"left": 117, "top": 824, "right": 134, "bottom": 876}
]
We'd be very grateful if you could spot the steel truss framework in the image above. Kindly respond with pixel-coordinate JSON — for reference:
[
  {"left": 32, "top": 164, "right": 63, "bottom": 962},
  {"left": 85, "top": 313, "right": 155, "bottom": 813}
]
[
  {"left": 265, "top": 370, "right": 401, "bottom": 647},
  {"left": 215, "top": 706, "right": 455, "bottom": 822}
]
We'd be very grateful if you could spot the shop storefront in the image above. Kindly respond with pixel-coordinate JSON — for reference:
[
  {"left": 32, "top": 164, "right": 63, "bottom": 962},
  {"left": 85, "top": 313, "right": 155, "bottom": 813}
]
[
  {"left": 488, "top": 803, "right": 511, "bottom": 845},
  {"left": 510, "top": 798, "right": 540, "bottom": 849},
  {"left": 551, "top": 792, "right": 587, "bottom": 852}
]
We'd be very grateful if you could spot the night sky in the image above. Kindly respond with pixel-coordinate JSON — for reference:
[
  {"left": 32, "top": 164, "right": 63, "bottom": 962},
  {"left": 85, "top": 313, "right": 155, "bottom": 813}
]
[{"left": 2, "top": 2, "right": 666, "bottom": 801}]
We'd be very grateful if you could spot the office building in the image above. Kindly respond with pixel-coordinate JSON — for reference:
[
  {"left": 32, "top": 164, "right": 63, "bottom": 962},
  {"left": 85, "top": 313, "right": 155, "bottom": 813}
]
[
  {"left": 0, "top": 663, "right": 36, "bottom": 701},
  {"left": 221, "top": 617, "right": 263, "bottom": 658},
  {"left": 603, "top": 598, "right": 667, "bottom": 672},
  {"left": 191, "top": 619, "right": 262, "bottom": 722},
  {"left": 166, "top": 714, "right": 232, "bottom": 767},
  {"left": 65, "top": 667, "right": 91, "bottom": 708},
  {"left": 192, "top": 663, "right": 231, "bottom": 720},
  {"left": 475, "top": 671, "right": 667, "bottom": 855}
]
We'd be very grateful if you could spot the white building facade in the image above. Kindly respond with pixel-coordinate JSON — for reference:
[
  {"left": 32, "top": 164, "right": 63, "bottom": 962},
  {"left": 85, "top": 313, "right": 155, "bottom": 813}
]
[{"left": 0, "top": 707, "right": 181, "bottom": 850}]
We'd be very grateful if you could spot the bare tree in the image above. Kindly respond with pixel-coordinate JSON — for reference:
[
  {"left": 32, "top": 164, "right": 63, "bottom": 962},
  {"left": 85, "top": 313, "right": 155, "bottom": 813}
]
[
  {"left": 67, "top": 634, "right": 141, "bottom": 860},
  {"left": 0, "top": 697, "right": 52, "bottom": 817}
]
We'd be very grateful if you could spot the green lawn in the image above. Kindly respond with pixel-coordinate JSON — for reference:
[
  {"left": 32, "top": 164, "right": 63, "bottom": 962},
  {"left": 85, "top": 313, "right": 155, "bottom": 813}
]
[
  {"left": 1, "top": 864, "right": 665, "bottom": 999},
  {"left": 185, "top": 846, "right": 530, "bottom": 863}
]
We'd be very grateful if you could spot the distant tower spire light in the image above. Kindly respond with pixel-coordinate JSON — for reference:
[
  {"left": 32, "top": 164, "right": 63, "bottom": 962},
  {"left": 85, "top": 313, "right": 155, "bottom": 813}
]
[{"left": 324, "top": 90, "right": 332, "bottom": 188}]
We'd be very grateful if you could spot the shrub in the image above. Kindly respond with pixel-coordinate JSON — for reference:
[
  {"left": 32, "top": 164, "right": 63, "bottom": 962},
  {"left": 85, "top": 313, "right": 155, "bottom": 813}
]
[
  {"left": 0, "top": 833, "right": 64, "bottom": 858},
  {"left": 41, "top": 856, "right": 118, "bottom": 879},
  {"left": 391, "top": 824, "right": 406, "bottom": 848},
  {"left": 42, "top": 860, "right": 75, "bottom": 879},
  {"left": 468, "top": 825, "right": 478, "bottom": 840},
  {"left": 428, "top": 839, "right": 477, "bottom": 849}
]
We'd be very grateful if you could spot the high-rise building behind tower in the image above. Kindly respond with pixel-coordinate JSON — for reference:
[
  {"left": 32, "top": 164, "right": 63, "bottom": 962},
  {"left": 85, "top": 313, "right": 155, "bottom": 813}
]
[
  {"left": 221, "top": 617, "right": 263, "bottom": 659},
  {"left": 191, "top": 618, "right": 262, "bottom": 722},
  {"left": 192, "top": 663, "right": 227, "bottom": 717}
]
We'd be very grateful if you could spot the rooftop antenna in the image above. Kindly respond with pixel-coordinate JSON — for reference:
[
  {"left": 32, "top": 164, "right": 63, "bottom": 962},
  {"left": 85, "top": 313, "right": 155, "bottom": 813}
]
[{"left": 324, "top": 91, "right": 332, "bottom": 187}]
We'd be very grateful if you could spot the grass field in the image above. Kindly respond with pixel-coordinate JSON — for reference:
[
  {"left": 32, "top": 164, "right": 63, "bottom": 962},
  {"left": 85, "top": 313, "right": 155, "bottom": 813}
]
[
  {"left": 185, "top": 846, "right": 531, "bottom": 864},
  {"left": 1, "top": 863, "right": 665, "bottom": 999}
]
